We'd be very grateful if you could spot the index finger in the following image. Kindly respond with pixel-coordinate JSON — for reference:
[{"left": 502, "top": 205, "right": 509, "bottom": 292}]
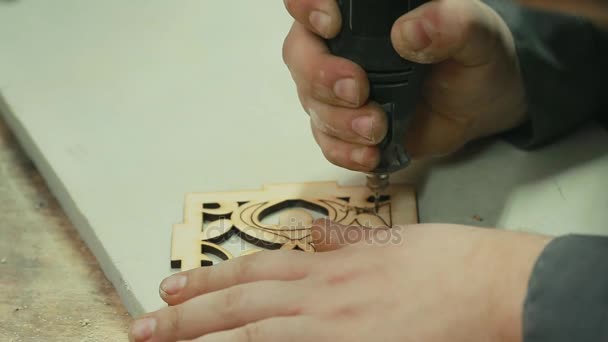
[
  {"left": 160, "top": 250, "right": 315, "bottom": 306},
  {"left": 284, "top": 0, "right": 342, "bottom": 38}
]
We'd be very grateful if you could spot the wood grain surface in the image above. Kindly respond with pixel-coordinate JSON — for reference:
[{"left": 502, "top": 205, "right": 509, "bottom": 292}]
[
  {"left": 0, "top": 118, "right": 130, "bottom": 341},
  {"left": 172, "top": 182, "right": 418, "bottom": 270}
]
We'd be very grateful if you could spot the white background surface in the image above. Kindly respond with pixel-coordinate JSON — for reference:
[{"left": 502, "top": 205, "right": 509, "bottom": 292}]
[{"left": 1, "top": 1, "right": 607, "bottom": 315}]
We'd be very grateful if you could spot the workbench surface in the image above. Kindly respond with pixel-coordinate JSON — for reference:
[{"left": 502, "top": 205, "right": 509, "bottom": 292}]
[
  {"left": 1, "top": 0, "right": 607, "bottom": 316},
  {"left": 0, "top": 119, "right": 130, "bottom": 341}
]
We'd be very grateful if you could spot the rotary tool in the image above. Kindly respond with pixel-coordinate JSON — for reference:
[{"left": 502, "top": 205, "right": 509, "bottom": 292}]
[{"left": 327, "top": 0, "right": 428, "bottom": 213}]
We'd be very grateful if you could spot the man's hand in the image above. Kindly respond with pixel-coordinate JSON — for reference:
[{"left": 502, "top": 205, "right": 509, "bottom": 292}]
[
  {"left": 129, "top": 223, "right": 551, "bottom": 342},
  {"left": 283, "top": 0, "right": 528, "bottom": 171}
]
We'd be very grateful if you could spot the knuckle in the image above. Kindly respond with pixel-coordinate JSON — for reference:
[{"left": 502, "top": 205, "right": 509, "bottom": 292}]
[
  {"left": 190, "top": 267, "right": 211, "bottom": 295},
  {"left": 321, "top": 144, "right": 341, "bottom": 165},
  {"left": 233, "top": 254, "right": 257, "bottom": 282},
  {"left": 281, "top": 40, "right": 289, "bottom": 67},
  {"left": 283, "top": 0, "right": 297, "bottom": 16},
  {"left": 166, "top": 306, "right": 183, "bottom": 339},
  {"left": 310, "top": 120, "right": 321, "bottom": 142},
  {"left": 192, "top": 267, "right": 217, "bottom": 295},
  {"left": 282, "top": 27, "right": 294, "bottom": 67},
  {"left": 223, "top": 286, "right": 246, "bottom": 313},
  {"left": 457, "top": 13, "right": 477, "bottom": 46},
  {"left": 309, "top": 109, "right": 332, "bottom": 136},
  {"left": 457, "top": 1, "right": 496, "bottom": 47},
  {"left": 329, "top": 305, "right": 362, "bottom": 320},
  {"left": 241, "top": 322, "right": 262, "bottom": 342},
  {"left": 308, "top": 81, "right": 329, "bottom": 103},
  {"left": 298, "top": 89, "right": 311, "bottom": 112}
]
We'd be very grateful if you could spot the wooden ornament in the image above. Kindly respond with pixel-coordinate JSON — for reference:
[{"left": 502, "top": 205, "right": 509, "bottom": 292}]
[{"left": 171, "top": 182, "right": 417, "bottom": 271}]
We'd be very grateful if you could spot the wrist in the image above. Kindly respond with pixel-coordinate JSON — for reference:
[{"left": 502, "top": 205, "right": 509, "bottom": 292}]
[{"left": 488, "top": 231, "right": 553, "bottom": 342}]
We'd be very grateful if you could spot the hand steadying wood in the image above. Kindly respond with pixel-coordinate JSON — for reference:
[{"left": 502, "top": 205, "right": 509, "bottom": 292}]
[{"left": 130, "top": 0, "right": 608, "bottom": 341}]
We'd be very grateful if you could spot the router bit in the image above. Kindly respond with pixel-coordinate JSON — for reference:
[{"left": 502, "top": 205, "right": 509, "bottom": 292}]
[
  {"left": 327, "top": 0, "right": 429, "bottom": 213},
  {"left": 367, "top": 173, "right": 390, "bottom": 213}
]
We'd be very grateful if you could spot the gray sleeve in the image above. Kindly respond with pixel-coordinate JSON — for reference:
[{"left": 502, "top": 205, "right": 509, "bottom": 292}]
[
  {"left": 483, "top": 0, "right": 608, "bottom": 148},
  {"left": 524, "top": 235, "right": 608, "bottom": 341}
]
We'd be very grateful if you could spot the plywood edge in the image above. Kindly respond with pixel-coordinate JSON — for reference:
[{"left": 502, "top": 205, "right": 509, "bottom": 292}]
[{"left": 0, "top": 94, "right": 144, "bottom": 316}]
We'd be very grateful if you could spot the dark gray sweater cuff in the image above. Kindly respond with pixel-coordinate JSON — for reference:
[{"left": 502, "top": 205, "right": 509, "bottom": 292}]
[
  {"left": 524, "top": 235, "right": 608, "bottom": 341},
  {"left": 482, "top": 0, "right": 604, "bottom": 148}
]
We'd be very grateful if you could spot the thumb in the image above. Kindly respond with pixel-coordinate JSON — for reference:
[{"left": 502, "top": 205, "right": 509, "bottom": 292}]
[
  {"left": 311, "top": 219, "right": 396, "bottom": 252},
  {"left": 391, "top": 0, "right": 504, "bottom": 66}
]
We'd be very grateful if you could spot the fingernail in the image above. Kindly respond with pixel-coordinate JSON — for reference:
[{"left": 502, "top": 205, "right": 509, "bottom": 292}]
[
  {"left": 334, "top": 78, "right": 359, "bottom": 105},
  {"left": 131, "top": 317, "right": 156, "bottom": 342},
  {"left": 399, "top": 19, "right": 432, "bottom": 52},
  {"left": 160, "top": 275, "right": 187, "bottom": 297},
  {"left": 352, "top": 116, "right": 374, "bottom": 141},
  {"left": 351, "top": 147, "right": 376, "bottom": 169},
  {"left": 309, "top": 10, "right": 332, "bottom": 38}
]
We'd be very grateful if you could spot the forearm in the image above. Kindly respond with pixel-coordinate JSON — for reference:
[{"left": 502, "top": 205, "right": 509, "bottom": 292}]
[{"left": 515, "top": 0, "right": 608, "bottom": 22}]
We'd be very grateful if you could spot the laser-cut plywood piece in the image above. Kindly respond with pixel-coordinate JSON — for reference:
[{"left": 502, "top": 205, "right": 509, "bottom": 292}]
[{"left": 171, "top": 182, "right": 417, "bottom": 271}]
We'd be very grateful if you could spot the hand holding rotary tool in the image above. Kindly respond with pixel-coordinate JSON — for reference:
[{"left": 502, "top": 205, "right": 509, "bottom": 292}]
[
  {"left": 283, "top": 0, "right": 528, "bottom": 216},
  {"left": 327, "top": 0, "right": 429, "bottom": 211}
]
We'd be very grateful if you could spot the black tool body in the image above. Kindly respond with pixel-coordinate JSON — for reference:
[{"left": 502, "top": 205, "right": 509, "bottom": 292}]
[{"left": 328, "top": 0, "right": 429, "bottom": 174}]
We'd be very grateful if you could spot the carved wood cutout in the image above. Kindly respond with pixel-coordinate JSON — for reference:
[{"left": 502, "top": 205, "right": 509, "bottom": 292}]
[{"left": 171, "top": 182, "right": 417, "bottom": 271}]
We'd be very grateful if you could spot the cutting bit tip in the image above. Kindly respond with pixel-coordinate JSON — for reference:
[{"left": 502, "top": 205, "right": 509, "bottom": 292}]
[
  {"left": 367, "top": 173, "right": 389, "bottom": 214},
  {"left": 374, "top": 192, "right": 380, "bottom": 214}
]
